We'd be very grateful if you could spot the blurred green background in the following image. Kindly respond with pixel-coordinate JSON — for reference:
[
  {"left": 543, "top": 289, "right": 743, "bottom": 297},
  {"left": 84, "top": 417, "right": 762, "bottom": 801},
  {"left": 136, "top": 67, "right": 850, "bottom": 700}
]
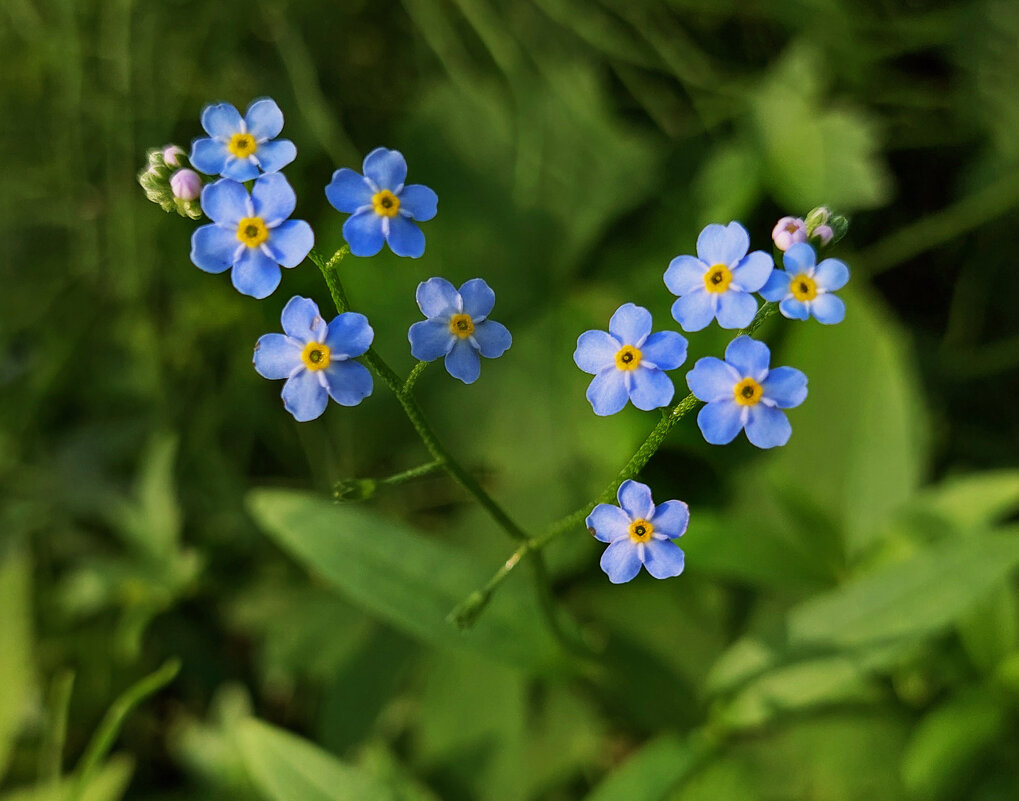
[{"left": 3, "top": 0, "right": 1019, "bottom": 799}]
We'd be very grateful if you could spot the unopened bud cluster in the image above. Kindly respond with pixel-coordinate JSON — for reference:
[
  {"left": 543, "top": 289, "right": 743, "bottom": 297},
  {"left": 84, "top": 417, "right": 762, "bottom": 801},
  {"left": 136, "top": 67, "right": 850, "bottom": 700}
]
[
  {"left": 138, "top": 145, "right": 205, "bottom": 219},
  {"left": 772, "top": 206, "right": 849, "bottom": 251}
]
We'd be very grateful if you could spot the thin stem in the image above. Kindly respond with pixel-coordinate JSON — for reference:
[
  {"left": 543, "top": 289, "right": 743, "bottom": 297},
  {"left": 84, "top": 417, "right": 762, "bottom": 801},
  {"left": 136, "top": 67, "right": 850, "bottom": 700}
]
[
  {"left": 403, "top": 361, "right": 429, "bottom": 394},
  {"left": 38, "top": 669, "right": 75, "bottom": 787},
  {"left": 380, "top": 459, "right": 444, "bottom": 486}
]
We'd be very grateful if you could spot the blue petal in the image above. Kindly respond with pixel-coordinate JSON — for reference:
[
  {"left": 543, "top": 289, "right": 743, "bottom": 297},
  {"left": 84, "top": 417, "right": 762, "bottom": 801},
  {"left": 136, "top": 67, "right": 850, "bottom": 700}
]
[
  {"left": 617, "top": 480, "right": 654, "bottom": 520},
  {"left": 697, "top": 400, "right": 744, "bottom": 445},
  {"left": 200, "top": 179, "right": 248, "bottom": 225},
  {"left": 281, "top": 296, "right": 327, "bottom": 343},
  {"left": 343, "top": 210, "right": 386, "bottom": 257},
  {"left": 574, "top": 330, "right": 620, "bottom": 374},
  {"left": 416, "top": 278, "right": 460, "bottom": 318},
  {"left": 609, "top": 303, "right": 653, "bottom": 346},
  {"left": 386, "top": 215, "right": 425, "bottom": 258},
  {"left": 266, "top": 220, "right": 313, "bottom": 268},
  {"left": 671, "top": 290, "right": 715, "bottom": 332},
  {"left": 724, "top": 336, "right": 770, "bottom": 379},
  {"left": 322, "top": 360, "right": 373, "bottom": 406},
  {"left": 716, "top": 290, "right": 757, "bottom": 329},
  {"left": 325, "top": 168, "right": 373, "bottom": 213},
  {"left": 409, "top": 320, "right": 455, "bottom": 361},
  {"left": 651, "top": 500, "right": 689, "bottom": 539},
  {"left": 444, "top": 339, "right": 481, "bottom": 384},
  {"left": 472, "top": 320, "right": 511, "bottom": 358},
  {"left": 745, "top": 405, "right": 792, "bottom": 448},
  {"left": 232, "top": 247, "right": 281, "bottom": 299},
  {"left": 686, "top": 357, "right": 739, "bottom": 402},
  {"left": 760, "top": 269, "right": 791, "bottom": 302},
  {"left": 281, "top": 369, "right": 328, "bottom": 422},
  {"left": 811, "top": 293, "right": 845, "bottom": 324},
  {"left": 783, "top": 242, "right": 817, "bottom": 273},
  {"left": 779, "top": 297, "right": 811, "bottom": 321},
  {"left": 254, "top": 139, "right": 296, "bottom": 174},
  {"left": 586, "top": 503, "right": 631, "bottom": 543},
  {"left": 398, "top": 184, "right": 438, "bottom": 221},
  {"left": 640, "top": 331, "right": 687, "bottom": 370},
  {"left": 696, "top": 221, "right": 749, "bottom": 266},
  {"left": 189, "top": 138, "right": 229, "bottom": 176},
  {"left": 325, "top": 312, "right": 374, "bottom": 358},
  {"left": 628, "top": 366, "right": 674, "bottom": 411},
  {"left": 731, "top": 250, "right": 774, "bottom": 292},
  {"left": 642, "top": 539, "right": 685, "bottom": 579},
  {"left": 191, "top": 224, "right": 240, "bottom": 274},
  {"left": 459, "top": 278, "right": 495, "bottom": 319},
  {"left": 586, "top": 369, "right": 628, "bottom": 416},
  {"left": 664, "top": 255, "right": 706, "bottom": 295},
  {"left": 251, "top": 173, "right": 296, "bottom": 224},
  {"left": 762, "top": 366, "right": 808, "bottom": 408},
  {"left": 201, "top": 102, "right": 242, "bottom": 137},
  {"left": 221, "top": 156, "right": 260, "bottom": 182},
  {"left": 363, "top": 147, "right": 407, "bottom": 190},
  {"left": 254, "top": 333, "right": 301, "bottom": 380},
  {"left": 814, "top": 258, "right": 850, "bottom": 291},
  {"left": 244, "top": 98, "right": 284, "bottom": 140},
  {"left": 600, "top": 539, "right": 642, "bottom": 584}
]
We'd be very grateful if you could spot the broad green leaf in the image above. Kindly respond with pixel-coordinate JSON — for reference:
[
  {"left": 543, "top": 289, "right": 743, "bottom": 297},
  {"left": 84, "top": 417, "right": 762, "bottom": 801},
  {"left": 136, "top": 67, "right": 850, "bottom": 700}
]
[
  {"left": 586, "top": 734, "right": 703, "bottom": 801},
  {"left": 0, "top": 756, "right": 133, "bottom": 801},
  {"left": 957, "top": 583, "right": 1019, "bottom": 673},
  {"left": 900, "top": 689, "right": 1007, "bottom": 800},
  {"left": 912, "top": 470, "right": 1019, "bottom": 532},
  {"left": 246, "top": 490, "right": 561, "bottom": 671},
  {"left": 236, "top": 718, "right": 394, "bottom": 801},
  {"left": 0, "top": 549, "right": 33, "bottom": 783},
  {"left": 672, "top": 756, "right": 760, "bottom": 801}
]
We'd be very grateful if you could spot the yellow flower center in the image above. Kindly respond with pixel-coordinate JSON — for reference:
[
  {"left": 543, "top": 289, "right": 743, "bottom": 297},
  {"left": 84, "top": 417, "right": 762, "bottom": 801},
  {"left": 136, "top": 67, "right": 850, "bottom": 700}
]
[
  {"left": 733, "top": 377, "right": 763, "bottom": 406},
  {"left": 615, "top": 345, "right": 642, "bottom": 371},
  {"left": 629, "top": 519, "right": 654, "bottom": 543},
  {"left": 449, "top": 313, "right": 474, "bottom": 338},
  {"left": 790, "top": 272, "right": 818, "bottom": 301},
  {"left": 372, "top": 189, "right": 401, "bottom": 217},
  {"left": 300, "top": 342, "right": 332, "bottom": 371},
  {"left": 236, "top": 217, "right": 269, "bottom": 248},
  {"left": 704, "top": 263, "right": 733, "bottom": 293},
  {"left": 227, "top": 132, "right": 257, "bottom": 158}
]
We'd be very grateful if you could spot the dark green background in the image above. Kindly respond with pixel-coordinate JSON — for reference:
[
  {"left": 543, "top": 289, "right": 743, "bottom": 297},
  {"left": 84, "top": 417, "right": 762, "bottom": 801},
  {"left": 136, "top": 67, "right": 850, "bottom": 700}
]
[{"left": 2, "top": 0, "right": 1019, "bottom": 799}]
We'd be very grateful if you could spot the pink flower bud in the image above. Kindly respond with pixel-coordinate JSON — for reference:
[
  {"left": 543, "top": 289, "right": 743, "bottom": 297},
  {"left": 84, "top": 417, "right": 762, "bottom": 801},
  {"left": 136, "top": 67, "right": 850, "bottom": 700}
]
[
  {"left": 812, "top": 224, "right": 834, "bottom": 245},
  {"left": 163, "top": 145, "right": 186, "bottom": 168},
  {"left": 170, "top": 168, "right": 202, "bottom": 201},
  {"left": 772, "top": 216, "right": 807, "bottom": 251}
]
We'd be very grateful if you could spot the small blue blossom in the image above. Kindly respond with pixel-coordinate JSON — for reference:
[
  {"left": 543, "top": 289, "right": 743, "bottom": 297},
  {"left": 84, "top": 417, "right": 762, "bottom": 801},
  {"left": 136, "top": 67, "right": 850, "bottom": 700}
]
[
  {"left": 686, "top": 335, "right": 807, "bottom": 449},
  {"left": 664, "top": 221, "right": 774, "bottom": 331},
  {"left": 760, "top": 242, "right": 849, "bottom": 324},
  {"left": 190, "top": 174, "right": 314, "bottom": 299},
  {"left": 325, "top": 147, "right": 438, "bottom": 258},
  {"left": 189, "top": 98, "right": 297, "bottom": 181},
  {"left": 587, "top": 480, "right": 688, "bottom": 584},
  {"left": 574, "top": 303, "right": 687, "bottom": 417},
  {"left": 254, "top": 296, "right": 374, "bottom": 422},
  {"left": 408, "top": 277, "right": 511, "bottom": 384}
]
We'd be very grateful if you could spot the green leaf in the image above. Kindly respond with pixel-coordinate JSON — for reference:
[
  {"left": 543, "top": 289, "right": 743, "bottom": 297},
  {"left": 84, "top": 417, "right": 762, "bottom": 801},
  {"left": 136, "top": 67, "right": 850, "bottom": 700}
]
[
  {"left": 912, "top": 470, "right": 1019, "bottom": 533},
  {"left": 246, "top": 490, "right": 561, "bottom": 671},
  {"left": 113, "top": 433, "right": 181, "bottom": 560},
  {"left": 236, "top": 718, "right": 395, "bottom": 801},
  {"left": 0, "top": 549, "right": 33, "bottom": 783},
  {"left": 585, "top": 734, "right": 706, "bottom": 801},
  {"left": 0, "top": 756, "right": 133, "bottom": 801}
]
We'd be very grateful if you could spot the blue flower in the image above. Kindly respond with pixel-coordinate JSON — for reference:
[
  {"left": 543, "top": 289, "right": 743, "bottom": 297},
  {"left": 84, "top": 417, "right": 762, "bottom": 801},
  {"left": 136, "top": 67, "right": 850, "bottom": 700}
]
[
  {"left": 587, "top": 480, "right": 688, "bottom": 584},
  {"left": 253, "top": 296, "right": 374, "bottom": 422},
  {"left": 189, "top": 98, "right": 297, "bottom": 181},
  {"left": 760, "top": 242, "right": 849, "bottom": 324},
  {"left": 325, "top": 147, "right": 438, "bottom": 258},
  {"left": 190, "top": 174, "right": 314, "bottom": 299},
  {"left": 573, "top": 303, "right": 687, "bottom": 416},
  {"left": 686, "top": 335, "right": 807, "bottom": 449},
  {"left": 408, "top": 278, "right": 511, "bottom": 384},
  {"left": 664, "top": 221, "right": 774, "bottom": 331}
]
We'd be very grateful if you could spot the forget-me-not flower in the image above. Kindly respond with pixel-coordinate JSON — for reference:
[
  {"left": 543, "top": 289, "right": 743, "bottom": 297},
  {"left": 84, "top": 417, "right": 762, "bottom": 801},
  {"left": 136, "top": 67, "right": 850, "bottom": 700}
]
[
  {"left": 408, "top": 277, "right": 511, "bottom": 384},
  {"left": 325, "top": 147, "right": 438, "bottom": 258},
  {"left": 574, "top": 303, "right": 687, "bottom": 416},
  {"left": 587, "top": 480, "right": 688, "bottom": 584},
  {"left": 760, "top": 242, "right": 849, "bottom": 324},
  {"left": 687, "top": 335, "right": 807, "bottom": 448},
  {"left": 664, "top": 222, "right": 773, "bottom": 331},
  {"left": 189, "top": 98, "right": 297, "bottom": 182},
  {"left": 191, "top": 174, "right": 314, "bottom": 298},
  {"left": 254, "top": 296, "right": 373, "bottom": 422}
]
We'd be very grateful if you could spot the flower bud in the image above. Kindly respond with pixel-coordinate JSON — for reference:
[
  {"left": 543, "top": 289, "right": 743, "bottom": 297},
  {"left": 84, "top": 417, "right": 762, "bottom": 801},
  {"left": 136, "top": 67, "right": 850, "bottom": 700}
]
[
  {"left": 162, "top": 145, "right": 187, "bottom": 168},
  {"left": 772, "top": 216, "right": 807, "bottom": 252},
  {"left": 811, "top": 224, "right": 834, "bottom": 246},
  {"left": 804, "top": 206, "right": 831, "bottom": 231},
  {"left": 170, "top": 168, "right": 202, "bottom": 201}
]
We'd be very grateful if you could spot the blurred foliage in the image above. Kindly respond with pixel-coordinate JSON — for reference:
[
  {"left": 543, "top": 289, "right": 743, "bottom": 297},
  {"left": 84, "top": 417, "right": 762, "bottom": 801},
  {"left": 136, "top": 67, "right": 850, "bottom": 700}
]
[{"left": 2, "top": 0, "right": 1019, "bottom": 799}]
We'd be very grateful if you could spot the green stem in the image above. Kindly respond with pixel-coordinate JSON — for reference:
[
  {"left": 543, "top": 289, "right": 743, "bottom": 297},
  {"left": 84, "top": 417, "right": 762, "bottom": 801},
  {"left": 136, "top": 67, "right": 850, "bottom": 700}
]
[
  {"left": 38, "top": 669, "right": 75, "bottom": 787},
  {"left": 403, "top": 360, "right": 429, "bottom": 394},
  {"left": 380, "top": 459, "right": 444, "bottom": 486}
]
